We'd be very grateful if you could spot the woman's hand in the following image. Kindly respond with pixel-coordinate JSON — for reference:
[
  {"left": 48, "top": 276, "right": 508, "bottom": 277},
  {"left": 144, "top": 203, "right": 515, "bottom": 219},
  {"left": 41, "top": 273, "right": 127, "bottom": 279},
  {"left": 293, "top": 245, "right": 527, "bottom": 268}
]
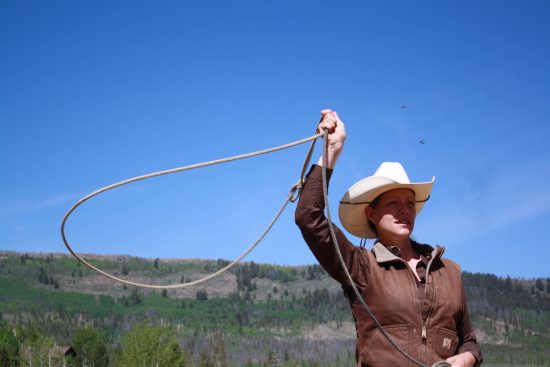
[
  {"left": 316, "top": 109, "right": 346, "bottom": 169},
  {"left": 446, "top": 351, "right": 476, "bottom": 367}
]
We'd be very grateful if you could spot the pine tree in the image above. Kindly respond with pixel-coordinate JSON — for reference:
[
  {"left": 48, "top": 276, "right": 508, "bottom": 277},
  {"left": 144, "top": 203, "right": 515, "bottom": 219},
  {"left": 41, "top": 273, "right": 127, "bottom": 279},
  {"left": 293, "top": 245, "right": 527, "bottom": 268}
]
[
  {"left": 72, "top": 327, "right": 109, "bottom": 367},
  {"left": 0, "top": 328, "right": 19, "bottom": 367}
]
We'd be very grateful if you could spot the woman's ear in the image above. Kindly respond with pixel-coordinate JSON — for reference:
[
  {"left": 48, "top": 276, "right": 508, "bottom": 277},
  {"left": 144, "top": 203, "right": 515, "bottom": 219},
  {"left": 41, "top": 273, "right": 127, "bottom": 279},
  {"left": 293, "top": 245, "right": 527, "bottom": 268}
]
[{"left": 365, "top": 206, "right": 374, "bottom": 223}]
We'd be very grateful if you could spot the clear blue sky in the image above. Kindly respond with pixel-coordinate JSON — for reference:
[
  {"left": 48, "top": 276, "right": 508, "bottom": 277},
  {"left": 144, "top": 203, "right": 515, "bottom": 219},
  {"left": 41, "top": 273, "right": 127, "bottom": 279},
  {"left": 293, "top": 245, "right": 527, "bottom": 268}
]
[{"left": 1, "top": 0, "right": 549, "bottom": 278}]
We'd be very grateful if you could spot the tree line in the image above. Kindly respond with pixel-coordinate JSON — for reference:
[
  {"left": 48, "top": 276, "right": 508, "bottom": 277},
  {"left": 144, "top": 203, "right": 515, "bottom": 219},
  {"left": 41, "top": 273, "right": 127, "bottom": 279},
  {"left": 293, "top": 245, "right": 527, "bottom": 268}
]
[{"left": 0, "top": 251, "right": 549, "bottom": 366}]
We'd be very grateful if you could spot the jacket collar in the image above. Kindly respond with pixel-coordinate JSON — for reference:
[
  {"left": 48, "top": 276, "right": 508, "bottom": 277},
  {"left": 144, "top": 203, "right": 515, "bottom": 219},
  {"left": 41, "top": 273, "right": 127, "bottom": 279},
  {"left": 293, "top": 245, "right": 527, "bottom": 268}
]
[{"left": 372, "top": 240, "right": 444, "bottom": 264}]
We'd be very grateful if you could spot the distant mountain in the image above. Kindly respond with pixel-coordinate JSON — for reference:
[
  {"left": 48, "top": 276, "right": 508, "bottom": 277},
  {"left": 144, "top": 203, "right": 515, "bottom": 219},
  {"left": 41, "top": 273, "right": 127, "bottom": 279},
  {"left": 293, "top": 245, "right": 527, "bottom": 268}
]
[{"left": 1, "top": 250, "right": 548, "bottom": 366}]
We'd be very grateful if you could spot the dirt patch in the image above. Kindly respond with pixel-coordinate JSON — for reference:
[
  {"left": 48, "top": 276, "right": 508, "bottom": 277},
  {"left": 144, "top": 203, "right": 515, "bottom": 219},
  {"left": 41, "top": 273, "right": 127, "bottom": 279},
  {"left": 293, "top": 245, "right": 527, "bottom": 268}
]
[{"left": 303, "top": 321, "right": 355, "bottom": 341}]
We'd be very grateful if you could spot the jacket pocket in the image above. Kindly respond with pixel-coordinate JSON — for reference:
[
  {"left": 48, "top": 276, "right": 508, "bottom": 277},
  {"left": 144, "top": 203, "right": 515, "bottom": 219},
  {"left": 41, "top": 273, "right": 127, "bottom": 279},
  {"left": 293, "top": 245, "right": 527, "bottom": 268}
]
[{"left": 434, "top": 326, "right": 459, "bottom": 359}]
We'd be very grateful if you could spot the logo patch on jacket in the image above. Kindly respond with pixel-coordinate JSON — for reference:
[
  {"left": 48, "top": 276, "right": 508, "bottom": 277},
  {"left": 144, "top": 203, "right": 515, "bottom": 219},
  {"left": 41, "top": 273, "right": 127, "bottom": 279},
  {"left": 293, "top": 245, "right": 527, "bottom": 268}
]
[{"left": 442, "top": 337, "right": 452, "bottom": 350}]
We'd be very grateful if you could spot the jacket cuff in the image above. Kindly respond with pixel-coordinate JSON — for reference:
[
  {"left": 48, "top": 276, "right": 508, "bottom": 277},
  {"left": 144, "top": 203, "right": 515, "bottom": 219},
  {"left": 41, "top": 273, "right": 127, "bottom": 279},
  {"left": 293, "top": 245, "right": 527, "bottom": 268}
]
[{"left": 458, "top": 345, "right": 482, "bottom": 367}]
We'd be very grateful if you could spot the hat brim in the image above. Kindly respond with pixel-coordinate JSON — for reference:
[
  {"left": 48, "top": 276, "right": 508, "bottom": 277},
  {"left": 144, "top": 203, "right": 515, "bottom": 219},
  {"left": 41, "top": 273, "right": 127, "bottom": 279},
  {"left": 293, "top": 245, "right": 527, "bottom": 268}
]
[{"left": 338, "top": 176, "right": 435, "bottom": 238}]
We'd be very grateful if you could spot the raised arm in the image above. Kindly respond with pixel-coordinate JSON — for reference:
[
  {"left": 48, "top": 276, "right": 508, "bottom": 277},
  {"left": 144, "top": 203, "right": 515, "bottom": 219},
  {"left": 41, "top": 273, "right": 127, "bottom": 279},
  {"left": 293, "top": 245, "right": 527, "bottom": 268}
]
[{"left": 295, "top": 110, "right": 368, "bottom": 292}]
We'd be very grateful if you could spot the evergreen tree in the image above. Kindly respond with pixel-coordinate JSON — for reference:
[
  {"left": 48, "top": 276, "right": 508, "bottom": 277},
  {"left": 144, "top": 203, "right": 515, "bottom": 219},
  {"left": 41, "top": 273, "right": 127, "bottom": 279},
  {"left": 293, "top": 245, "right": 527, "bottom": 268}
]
[
  {"left": 72, "top": 327, "right": 109, "bottom": 367},
  {"left": 196, "top": 289, "right": 208, "bottom": 301},
  {"left": 0, "top": 328, "right": 18, "bottom": 367},
  {"left": 130, "top": 288, "right": 142, "bottom": 305}
]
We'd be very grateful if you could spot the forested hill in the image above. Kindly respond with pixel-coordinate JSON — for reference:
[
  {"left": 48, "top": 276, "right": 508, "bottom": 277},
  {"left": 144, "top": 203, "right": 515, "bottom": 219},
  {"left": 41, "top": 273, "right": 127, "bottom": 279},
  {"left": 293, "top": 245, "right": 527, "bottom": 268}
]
[{"left": 0, "top": 250, "right": 548, "bottom": 366}]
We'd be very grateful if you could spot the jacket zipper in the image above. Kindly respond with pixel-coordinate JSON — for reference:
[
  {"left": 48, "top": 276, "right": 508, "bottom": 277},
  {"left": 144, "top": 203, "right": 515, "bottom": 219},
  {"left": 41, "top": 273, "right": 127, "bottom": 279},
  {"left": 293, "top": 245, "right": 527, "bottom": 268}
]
[
  {"left": 421, "top": 249, "right": 439, "bottom": 344},
  {"left": 401, "top": 248, "right": 440, "bottom": 344},
  {"left": 421, "top": 323, "right": 427, "bottom": 341},
  {"left": 399, "top": 258, "right": 428, "bottom": 343},
  {"left": 391, "top": 245, "right": 443, "bottom": 363}
]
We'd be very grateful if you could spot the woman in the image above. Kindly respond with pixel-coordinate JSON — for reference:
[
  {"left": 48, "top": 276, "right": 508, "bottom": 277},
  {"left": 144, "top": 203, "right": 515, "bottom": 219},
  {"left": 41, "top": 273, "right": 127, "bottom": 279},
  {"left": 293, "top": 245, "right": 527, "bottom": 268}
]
[{"left": 295, "top": 109, "right": 482, "bottom": 367}]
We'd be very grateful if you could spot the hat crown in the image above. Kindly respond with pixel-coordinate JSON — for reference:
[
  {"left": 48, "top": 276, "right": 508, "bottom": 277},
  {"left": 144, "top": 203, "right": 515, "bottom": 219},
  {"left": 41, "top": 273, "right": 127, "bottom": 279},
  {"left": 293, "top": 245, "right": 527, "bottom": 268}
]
[{"left": 373, "top": 162, "right": 411, "bottom": 184}]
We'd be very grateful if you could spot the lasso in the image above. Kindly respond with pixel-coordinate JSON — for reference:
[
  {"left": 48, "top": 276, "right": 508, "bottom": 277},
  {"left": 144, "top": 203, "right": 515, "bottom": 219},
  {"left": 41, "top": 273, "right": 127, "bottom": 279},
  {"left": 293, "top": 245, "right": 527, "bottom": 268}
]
[{"left": 61, "top": 131, "right": 322, "bottom": 289}]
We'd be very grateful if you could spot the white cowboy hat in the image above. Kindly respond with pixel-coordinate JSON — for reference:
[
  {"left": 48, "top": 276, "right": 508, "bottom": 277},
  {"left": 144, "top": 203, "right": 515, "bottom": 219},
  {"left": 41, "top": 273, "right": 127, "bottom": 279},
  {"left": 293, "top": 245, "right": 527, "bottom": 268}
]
[{"left": 338, "top": 162, "right": 435, "bottom": 239}]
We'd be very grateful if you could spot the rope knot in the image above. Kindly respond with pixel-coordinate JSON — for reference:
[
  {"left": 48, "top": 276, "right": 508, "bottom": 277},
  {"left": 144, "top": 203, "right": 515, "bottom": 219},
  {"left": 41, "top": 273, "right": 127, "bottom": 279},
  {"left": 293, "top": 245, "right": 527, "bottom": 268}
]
[{"left": 289, "top": 182, "right": 302, "bottom": 203}]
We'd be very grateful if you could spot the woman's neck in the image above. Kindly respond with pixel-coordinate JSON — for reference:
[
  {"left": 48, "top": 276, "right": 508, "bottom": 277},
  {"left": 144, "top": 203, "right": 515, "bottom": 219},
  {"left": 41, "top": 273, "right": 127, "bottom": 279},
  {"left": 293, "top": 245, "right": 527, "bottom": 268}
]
[{"left": 379, "top": 237, "right": 417, "bottom": 261}]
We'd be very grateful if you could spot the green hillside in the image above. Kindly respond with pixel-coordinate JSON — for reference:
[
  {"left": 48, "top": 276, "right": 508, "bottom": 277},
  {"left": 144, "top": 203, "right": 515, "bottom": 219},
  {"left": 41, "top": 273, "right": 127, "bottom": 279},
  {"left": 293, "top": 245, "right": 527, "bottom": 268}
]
[{"left": 0, "top": 251, "right": 548, "bottom": 366}]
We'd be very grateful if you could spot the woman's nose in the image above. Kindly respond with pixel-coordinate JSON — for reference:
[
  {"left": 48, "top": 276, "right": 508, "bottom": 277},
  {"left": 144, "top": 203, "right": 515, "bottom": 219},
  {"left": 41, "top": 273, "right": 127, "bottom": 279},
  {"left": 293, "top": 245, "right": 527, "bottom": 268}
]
[
  {"left": 398, "top": 201, "right": 413, "bottom": 215},
  {"left": 397, "top": 202, "right": 407, "bottom": 214}
]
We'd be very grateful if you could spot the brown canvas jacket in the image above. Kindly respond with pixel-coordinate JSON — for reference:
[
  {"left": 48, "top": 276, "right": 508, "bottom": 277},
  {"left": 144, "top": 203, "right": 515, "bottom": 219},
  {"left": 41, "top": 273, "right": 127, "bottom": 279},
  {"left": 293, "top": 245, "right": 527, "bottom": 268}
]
[{"left": 295, "top": 165, "right": 482, "bottom": 366}]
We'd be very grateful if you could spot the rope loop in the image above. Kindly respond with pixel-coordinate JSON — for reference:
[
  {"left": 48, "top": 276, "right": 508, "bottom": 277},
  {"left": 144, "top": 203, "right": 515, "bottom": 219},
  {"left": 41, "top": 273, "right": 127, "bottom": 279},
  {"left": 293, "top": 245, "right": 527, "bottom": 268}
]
[{"left": 61, "top": 131, "right": 322, "bottom": 289}]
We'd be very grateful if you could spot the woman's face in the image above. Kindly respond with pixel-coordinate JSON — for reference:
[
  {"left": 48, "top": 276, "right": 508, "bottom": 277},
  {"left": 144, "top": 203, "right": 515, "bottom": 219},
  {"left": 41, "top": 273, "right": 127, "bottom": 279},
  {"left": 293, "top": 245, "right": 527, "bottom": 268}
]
[{"left": 366, "top": 188, "right": 416, "bottom": 243}]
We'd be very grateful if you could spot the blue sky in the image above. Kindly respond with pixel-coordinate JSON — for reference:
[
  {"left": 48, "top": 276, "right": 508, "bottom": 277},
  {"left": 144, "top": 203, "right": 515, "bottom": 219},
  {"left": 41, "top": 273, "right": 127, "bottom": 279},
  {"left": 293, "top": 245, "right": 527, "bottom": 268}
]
[{"left": 1, "top": 0, "right": 549, "bottom": 278}]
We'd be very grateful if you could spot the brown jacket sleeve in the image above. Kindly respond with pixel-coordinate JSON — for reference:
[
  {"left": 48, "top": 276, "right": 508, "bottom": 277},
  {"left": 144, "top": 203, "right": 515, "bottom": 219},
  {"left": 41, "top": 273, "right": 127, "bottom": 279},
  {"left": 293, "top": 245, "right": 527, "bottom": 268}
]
[{"left": 295, "top": 165, "right": 369, "bottom": 293}]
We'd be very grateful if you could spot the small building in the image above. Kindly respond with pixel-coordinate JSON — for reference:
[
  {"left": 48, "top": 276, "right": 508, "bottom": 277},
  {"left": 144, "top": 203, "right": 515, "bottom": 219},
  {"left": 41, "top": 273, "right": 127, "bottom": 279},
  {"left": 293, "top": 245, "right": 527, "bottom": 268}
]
[{"left": 48, "top": 345, "right": 76, "bottom": 367}]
